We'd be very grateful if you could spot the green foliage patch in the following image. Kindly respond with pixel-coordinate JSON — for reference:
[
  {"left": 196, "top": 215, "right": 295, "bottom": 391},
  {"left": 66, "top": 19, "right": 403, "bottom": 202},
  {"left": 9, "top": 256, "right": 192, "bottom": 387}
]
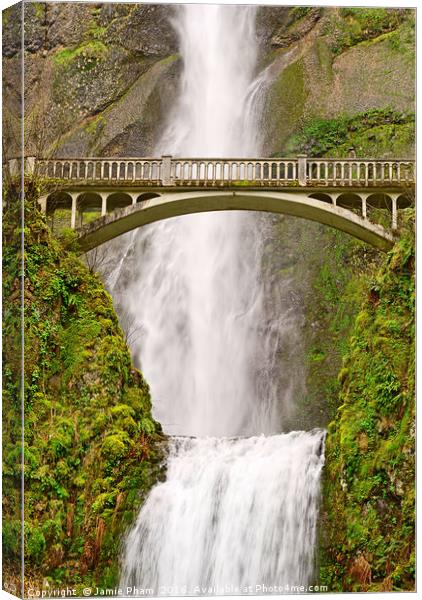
[
  {"left": 324, "top": 8, "right": 409, "bottom": 56},
  {"left": 290, "top": 7, "right": 313, "bottom": 21},
  {"left": 301, "top": 231, "right": 379, "bottom": 423},
  {"left": 2, "top": 186, "right": 165, "bottom": 591},
  {"left": 320, "top": 213, "right": 415, "bottom": 591},
  {"left": 53, "top": 41, "right": 108, "bottom": 68},
  {"left": 284, "top": 109, "right": 414, "bottom": 158}
]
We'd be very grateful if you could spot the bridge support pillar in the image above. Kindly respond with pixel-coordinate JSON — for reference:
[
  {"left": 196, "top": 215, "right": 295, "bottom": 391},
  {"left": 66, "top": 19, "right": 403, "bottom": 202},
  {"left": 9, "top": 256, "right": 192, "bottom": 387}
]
[
  {"left": 161, "top": 155, "right": 173, "bottom": 186},
  {"left": 70, "top": 193, "right": 78, "bottom": 229},
  {"left": 362, "top": 196, "right": 367, "bottom": 219},
  {"left": 38, "top": 196, "right": 47, "bottom": 213},
  {"left": 391, "top": 194, "right": 398, "bottom": 230},
  {"left": 331, "top": 192, "right": 340, "bottom": 206},
  {"left": 298, "top": 155, "right": 307, "bottom": 186},
  {"left": 100, "top": 193, "right": 108, "bottom": 217}
]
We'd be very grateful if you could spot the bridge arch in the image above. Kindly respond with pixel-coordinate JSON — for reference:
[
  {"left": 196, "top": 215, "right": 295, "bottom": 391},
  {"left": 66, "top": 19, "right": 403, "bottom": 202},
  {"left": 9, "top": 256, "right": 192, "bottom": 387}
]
[
  {"left": 137, "top": 192, "right": 162, "bottom": 203},
  {"left": 107, "top": 192, "right": 133, "bottom": 211},
  {"left": 46, "top": 191, "right": 73, "bottom": 231},
  {"left": 77, "top": 192, "right": 103, "bottom": 226},
  {"left": 77, "top": 190, "right": 397, "bottom": 253},
  {"left": 336, "top": 192, "right": 363, "bottom": 209}
]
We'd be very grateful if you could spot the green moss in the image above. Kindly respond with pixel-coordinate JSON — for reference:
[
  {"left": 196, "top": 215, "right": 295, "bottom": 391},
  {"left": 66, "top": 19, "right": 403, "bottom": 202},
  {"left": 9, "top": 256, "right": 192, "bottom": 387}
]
[
  {"left": 386, "top": 18, "right": 415, "bottom": 56},
  {"left": 325, "top": 8, "right": 409, "bottom": 56},
  {"left": 2, "top": 183, "right": 166, "bottom": 590},
  {"left": 53, "top": 41, "right": 107, "bottom": 67},
  {"left": 341, "top": 8, "right": 403, "bottom": 33},
  {"left": 331, "top": 123, "right": 414, "bottom": 160},
  {"left": 315, "top": 37, "right": 333, "bottom": 78},
  {"left": 266, "top": 57, "right": 307, "bottom": 147},
  {"left": 86, "top": 24, "right": 107, "bottom": 41},
  {"left": 84, "top": 114, "right": 106, "bottom": 138},
  {"left": 32, "top": 3, "right": 45, "bottom": 21},
  {"left": 101, "top": 433, "right": 130, "bottom": 462},
  {"left": 2, "top": 520, "right": 21, "bottom": 560},
  {"left": 283, "top": 108, "right": 414, "bottom": 158},
  {"left": 2, "top": 8, "right": 11, "bottom": 26},
  {"left": 303, "top": 223, "right": 383, "bottom": 428},
  {"left": 290, "top": 7, "right": 313, "bottom": 21},
  {"left": 320, "top": 215, "right": 415, "bottom": 591},
  {"left": 25, "top": 525, "right": 46, "bottom": 565}
]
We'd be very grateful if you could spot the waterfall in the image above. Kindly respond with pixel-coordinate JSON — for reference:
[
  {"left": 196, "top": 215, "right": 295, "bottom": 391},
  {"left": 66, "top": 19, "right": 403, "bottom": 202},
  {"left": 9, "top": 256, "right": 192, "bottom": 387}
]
[
  {"left": 116, "top": 3, "right": 276, "bottom": 437},
  {"left": 121, "top": 432, "right": 325, "bottom": 595},
  {"left": 117, "top": 4, "right": 325, "bottom": 593}
]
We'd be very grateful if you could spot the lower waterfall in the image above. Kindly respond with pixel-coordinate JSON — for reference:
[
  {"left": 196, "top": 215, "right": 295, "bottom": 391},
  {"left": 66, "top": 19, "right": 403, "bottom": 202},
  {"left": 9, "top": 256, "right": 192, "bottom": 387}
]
[
  {"left": 115, "top": 4, "right": 326, "bottom": 593},
  {"left": 120, "top": 432, "right": 325, "bottom": 595}
]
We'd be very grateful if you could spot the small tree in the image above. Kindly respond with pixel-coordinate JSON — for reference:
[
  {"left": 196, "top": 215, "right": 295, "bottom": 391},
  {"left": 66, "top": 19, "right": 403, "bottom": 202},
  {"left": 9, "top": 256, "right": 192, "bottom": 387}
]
[
  {"left": 84, "top": 245, "right": 112, "bottom": 275},
  {"left": 117, "top": 308, "right": 144, "bottom": 348}
]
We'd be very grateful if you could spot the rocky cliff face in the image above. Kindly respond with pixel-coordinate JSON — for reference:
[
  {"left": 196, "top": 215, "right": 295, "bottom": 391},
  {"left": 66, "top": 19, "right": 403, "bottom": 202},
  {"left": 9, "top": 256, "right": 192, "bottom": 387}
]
[
  {"left": 3, "top": 2, "right": 180, "bottom": 156},
  {"left": 259, "top": 7, "right": 414, "bottom": 155},
  {"left": 3, "top": 4, "right": 415, "bottom": 159}
]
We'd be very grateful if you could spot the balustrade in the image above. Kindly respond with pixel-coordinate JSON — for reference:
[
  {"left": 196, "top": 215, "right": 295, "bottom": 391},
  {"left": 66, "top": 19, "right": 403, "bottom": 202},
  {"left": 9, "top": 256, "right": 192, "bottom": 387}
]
[
  {"left": 306, "top": 159, "right": 414, "bottom": 186},
  {"left": 8, "top": 155, "right": 415, "bottom": 187}
]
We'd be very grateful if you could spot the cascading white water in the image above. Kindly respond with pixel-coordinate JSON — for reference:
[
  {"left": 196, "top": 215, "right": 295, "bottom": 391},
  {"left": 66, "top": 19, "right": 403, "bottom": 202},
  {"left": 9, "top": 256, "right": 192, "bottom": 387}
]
[
  {"left": 117, "top": 4, "right": 277, "bottom": 437},
  {"left": 118, "top": 4, "right": 325, "bottom": 594},
  {"left": 121, "top": 432, "right": 325, "bottom": 595}
]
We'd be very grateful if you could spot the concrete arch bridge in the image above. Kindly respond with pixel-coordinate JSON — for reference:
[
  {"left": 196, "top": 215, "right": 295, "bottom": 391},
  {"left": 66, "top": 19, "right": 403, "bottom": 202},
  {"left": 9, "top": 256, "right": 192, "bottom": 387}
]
[{"left": 32, "top": 155, "right": 414, "bottom": 252}]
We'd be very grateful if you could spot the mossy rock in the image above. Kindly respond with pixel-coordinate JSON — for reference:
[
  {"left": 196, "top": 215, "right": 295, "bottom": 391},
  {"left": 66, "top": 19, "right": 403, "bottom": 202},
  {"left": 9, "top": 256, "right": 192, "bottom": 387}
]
[
  {"left": 2, "top": 183, "right": 165, "bottom": 589},
  {"left": 320, "top": 221, "right": 415, "bottom": 591}
]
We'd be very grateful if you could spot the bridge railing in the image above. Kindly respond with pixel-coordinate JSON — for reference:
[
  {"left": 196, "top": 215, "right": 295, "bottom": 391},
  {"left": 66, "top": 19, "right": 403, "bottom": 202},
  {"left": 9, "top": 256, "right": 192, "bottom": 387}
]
[
  {"left": 306, "top": 159, "right": 414, "bottom": 186},
  {"left": 171, "top": 159, "right": 299, "bottom": 184},
  {"left": 34, "top": 158, "right": 163, "bottom": 183},
  {"left": 11, "top": 156, "right": 415, "bottom": 187}
]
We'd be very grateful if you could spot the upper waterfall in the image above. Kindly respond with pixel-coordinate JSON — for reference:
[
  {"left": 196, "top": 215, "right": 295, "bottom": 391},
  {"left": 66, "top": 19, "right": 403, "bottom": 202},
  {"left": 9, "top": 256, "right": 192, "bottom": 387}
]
[
  {"left": 115, "top": 4, "right": 288, "bottom": 437},
  {"left": 156, "top": 4, "right": 262, "bottom": 157}
]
